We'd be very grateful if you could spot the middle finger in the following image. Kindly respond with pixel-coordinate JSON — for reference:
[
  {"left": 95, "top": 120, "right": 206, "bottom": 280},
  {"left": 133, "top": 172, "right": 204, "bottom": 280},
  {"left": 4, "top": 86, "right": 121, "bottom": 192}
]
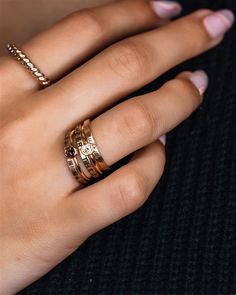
[
  {"left": 39, "top": 8, "right": 233, "bottom": 134},
  {"left": 52, "top": 70, "right": 205, "bottom": 191}
]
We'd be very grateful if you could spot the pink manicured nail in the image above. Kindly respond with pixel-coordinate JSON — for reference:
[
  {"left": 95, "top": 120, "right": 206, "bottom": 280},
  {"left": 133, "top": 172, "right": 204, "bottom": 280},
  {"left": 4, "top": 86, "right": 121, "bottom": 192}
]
[
  {"left": 159, "top": 135, "right": 166, "bottom": 146},
  {"left": 203, "top": 9, "right": 235, "bottom": 39},
  {"left": 150, "top": 1, "right": 182, "bottom": 19},
  {"left": 188, "top": 70, "right": 209, "bottom": 97}
]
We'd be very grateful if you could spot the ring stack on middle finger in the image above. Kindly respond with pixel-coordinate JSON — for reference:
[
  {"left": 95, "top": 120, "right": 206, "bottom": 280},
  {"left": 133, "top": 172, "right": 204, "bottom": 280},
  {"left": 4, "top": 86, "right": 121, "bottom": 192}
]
[{"left": 64, "top": 119, "right": 110, "bottom": 185}]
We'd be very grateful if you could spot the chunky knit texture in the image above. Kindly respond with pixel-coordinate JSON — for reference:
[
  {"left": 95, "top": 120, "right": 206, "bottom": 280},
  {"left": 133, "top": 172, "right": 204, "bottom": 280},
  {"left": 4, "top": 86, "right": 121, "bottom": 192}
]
[{"left": 18, "top": 0, "right": 236, "bottom": 294}]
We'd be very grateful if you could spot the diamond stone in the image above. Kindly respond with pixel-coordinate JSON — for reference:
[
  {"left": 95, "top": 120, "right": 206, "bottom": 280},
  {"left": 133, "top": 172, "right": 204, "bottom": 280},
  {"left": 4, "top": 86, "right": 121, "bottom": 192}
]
[{"left": 81, "top": 144, "right": 94, "bottom": 156}]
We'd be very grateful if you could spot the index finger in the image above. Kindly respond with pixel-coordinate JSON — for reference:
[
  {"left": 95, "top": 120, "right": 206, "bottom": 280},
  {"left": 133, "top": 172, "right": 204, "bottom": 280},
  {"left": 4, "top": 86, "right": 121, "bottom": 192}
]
[{"left": 1, "top": 0, "right": 174, "bottom": 91}]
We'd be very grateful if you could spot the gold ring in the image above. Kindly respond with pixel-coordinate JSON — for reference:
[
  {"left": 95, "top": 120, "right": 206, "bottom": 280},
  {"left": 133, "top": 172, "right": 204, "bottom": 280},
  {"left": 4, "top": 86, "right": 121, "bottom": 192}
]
[
  {"left": 64, "top": 131, "right": 90, "bottom": 185},
  {"left": 64, "top": 119, "right": 110, "bottom": 185},
  {"left": 73, "top": 124, "right": 100, "bottom": 178},
  {"left": 81, "top": 119, "right": 110, "bottom": 173},
  {"left": 6, "top": 43, "right": 51, "bottom": 88}
]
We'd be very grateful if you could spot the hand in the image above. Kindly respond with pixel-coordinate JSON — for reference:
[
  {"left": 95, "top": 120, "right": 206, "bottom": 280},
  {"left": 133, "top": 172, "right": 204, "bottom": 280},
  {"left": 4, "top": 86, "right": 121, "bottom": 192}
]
[{"left": 0, "top": 0, "right": 234, "bottom": 293}]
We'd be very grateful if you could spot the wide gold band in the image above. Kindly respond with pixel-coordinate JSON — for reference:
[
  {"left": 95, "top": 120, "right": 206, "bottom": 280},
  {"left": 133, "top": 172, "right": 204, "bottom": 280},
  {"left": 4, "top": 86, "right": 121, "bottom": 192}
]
[
  {"left": 64, "top": 131, "right": 90, "bottom": 185},
  {"left": 64, "top": 119, "right": 110, "bottom": 185},
  {"left": 6, "top": 43, "right": 51, "bottom": 88},
  {"left": 81, "top": 119, "right": 110, "bottom": 173},
  {"left": 73, "top": 125, "right": 100, "bottom": 178}
]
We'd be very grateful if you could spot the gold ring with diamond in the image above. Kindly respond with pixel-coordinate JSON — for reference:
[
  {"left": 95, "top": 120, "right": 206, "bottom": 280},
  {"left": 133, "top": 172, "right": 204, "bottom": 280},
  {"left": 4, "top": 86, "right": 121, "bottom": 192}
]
[
  {"left": 73, "top": 124, "right": 100, "bottom": 178},
  {"left": 64, "top": 119, "right": 110, "bottom": 185},
  {"left": 81, "top": 119, "right": 110, "bottom": 173}
]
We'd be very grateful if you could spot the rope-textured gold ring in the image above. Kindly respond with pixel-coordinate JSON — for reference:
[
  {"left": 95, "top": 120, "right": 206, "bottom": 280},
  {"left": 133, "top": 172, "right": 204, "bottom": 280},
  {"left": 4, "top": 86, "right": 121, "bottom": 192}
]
[{"left": 6, "top": 43, "right": 51, "bottom": 88}]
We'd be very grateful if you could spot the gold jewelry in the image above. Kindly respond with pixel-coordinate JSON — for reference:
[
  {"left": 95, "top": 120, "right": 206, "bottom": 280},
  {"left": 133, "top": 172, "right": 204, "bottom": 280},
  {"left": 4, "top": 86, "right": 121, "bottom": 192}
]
[
  {"left": 6, "top": 43, "right": 51, "bottom": 88},
  {"left": 64, "top": 119, "right": 110, "bottom": 185},
  {"left": 64, "top": 131, "right": 90, "bottom": 185},
  {"left": 73, "top": 124, "right": 100, "bottom": 178},
  {"left": 82, "top": 119, "right": 110, "bottom": 173},
  {"left": 68, "top": 130, "right": 91, "bottom": 181}
]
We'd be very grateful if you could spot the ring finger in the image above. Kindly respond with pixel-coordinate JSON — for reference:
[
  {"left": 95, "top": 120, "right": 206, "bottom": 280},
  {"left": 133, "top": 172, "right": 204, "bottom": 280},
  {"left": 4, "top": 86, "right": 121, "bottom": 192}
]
[{"left": 54, "top": 70, "right": 207, "bottom": 190}]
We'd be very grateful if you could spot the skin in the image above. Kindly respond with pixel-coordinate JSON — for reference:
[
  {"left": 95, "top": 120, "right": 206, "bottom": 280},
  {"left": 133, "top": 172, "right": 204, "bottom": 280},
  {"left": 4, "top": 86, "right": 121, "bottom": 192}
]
[
  {"left": 0, "top": 0, "right": 230, "bottom": 293},
  {"left": 0, "top": 0, "right": 112, "bottom": 55}
]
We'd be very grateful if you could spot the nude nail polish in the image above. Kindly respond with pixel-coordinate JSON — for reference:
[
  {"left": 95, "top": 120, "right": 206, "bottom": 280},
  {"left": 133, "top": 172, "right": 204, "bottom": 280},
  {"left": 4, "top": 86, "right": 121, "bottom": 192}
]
[
  {"left": 188, "top": 70, "right": 209, "bottom": 97},
  {"left": 203, "top": 9, "right": 235, "bottom": 39},
  {"left": 159, "top": 135, "right": 166, "bottom": 146},
  {"left": 150, "top": 1, "right": 182, "bottom": 19}
]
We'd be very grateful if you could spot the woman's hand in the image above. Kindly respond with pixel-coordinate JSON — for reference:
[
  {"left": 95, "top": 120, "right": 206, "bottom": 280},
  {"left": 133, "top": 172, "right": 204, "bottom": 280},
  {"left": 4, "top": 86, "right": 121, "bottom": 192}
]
[{"left": 0, "top": 0, "right": 234, "bottom": 293}]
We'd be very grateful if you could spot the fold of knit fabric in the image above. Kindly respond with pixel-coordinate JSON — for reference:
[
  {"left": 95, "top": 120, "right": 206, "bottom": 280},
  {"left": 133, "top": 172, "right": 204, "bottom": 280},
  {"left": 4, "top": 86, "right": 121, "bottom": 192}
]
[{"left": 18, "top": 0, "right": 236, "bottom": 294}]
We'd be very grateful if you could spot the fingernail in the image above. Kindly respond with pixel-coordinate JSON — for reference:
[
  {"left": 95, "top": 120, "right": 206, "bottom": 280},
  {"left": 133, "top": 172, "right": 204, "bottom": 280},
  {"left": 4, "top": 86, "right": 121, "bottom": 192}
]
[
  {"left": 150, "top": 1, "right": 182, "bottom": 19},
  {"left": 188, "top": 70, "right": 209, "bottom": 97},
  {"left": 203, "top": 9, "right": 235, "bottom": 39},
  {"left": 159, "top": 135, "right": 166, "bottom": 146}
]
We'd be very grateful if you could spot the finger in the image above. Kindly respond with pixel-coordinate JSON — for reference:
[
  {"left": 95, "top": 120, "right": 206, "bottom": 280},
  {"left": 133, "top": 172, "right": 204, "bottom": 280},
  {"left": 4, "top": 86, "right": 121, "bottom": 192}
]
[
  {"left": 1, "top": 0, "right": 180, "bottom": 91},
  {"left": 56, "top": 140, "right": 166, "bottom": 243},
  {"left": 42, "top": 9, "right": 234, "bottom": 132},
  {"left": 51, "top": 70, "right": 205, "bottom": 192},
  {"left": 89, "top": 70, "right": 207, "bottom": 166}
]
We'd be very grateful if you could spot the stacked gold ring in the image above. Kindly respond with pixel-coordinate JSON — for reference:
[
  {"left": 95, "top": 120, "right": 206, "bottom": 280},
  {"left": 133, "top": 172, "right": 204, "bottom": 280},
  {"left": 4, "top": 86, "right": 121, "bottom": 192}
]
[
  {"left": 64, "top": 131, "right": 90, "bottom": 184},
  {"left": 64, "top": 119, "right": 110, "bottom": 185},
  {"left": 73, "top": 124, "right": 100, "bottom": 178},
  {"left": 82, "top": 120, "right": 110, "bottom": 173},
  {"left": 6, "top": 43, "right": 51, "bottom": 88}
]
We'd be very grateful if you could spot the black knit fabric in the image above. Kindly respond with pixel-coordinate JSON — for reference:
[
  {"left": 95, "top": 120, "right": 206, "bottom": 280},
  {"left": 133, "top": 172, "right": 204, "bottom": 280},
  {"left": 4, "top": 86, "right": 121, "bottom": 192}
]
[{"left": 18, "top": 0, "right": 236, "bottom": 294}]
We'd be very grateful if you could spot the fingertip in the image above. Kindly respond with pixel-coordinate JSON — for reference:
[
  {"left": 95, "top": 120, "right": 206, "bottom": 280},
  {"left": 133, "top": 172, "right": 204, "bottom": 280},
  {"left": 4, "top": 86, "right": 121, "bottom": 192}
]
[
  {"left": 193, "top": 8, "right": 214, "bottom": 18},
  {"left": 150, "top": 1, "right": 182, "bottom": 20},
  {"left": 159, "top": 134, "right": 166, "bottom": 146},
  {"left": 176, "top": 71, "right": 194, "bottom": 79},
  {"left": 177, "top": 70, "right": 209, "bottom": 97}
]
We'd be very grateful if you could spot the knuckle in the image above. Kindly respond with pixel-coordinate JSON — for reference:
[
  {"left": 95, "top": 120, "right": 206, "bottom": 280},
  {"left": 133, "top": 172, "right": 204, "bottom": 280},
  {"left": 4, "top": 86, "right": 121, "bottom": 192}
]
[
  {"left": 0, "top": 115, "right": 30, "bottom": 152},
  {"left": 116, "top": 168, "right": 149, "bottom": 211},
  {"left": 119, "top": 100, "right": 156, "bottom": 142},
  {"left": 67, "top": 9, "right": 104, "bottom": 38},
  {"left": 107, "top": 40, "right": 150, "bottom": 80}
]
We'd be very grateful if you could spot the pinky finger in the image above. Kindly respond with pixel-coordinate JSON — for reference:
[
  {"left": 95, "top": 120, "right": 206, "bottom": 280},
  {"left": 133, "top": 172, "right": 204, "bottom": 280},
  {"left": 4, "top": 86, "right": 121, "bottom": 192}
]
[{"left": 57, "top": 140, "right": 166, "bottom": 245}]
